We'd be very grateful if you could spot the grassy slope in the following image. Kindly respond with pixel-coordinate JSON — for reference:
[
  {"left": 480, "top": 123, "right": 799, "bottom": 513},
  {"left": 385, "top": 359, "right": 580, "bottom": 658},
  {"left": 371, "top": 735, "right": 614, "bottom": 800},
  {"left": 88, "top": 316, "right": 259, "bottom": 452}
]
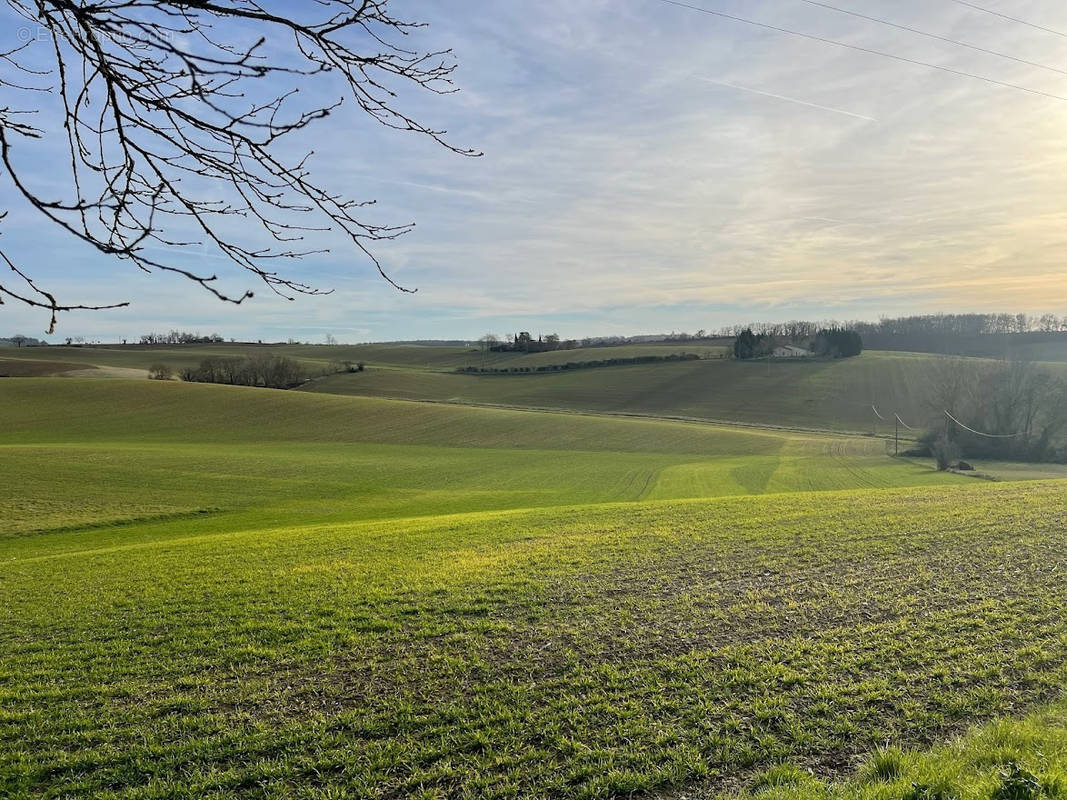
[
  {"left": 18, "top": 345, "right": 1057, "bottom": 438},
  {"left": 3, "top": 380, "right": 1067, "bottom": 798},
  {"left": 0, "top": 380, "right": 967, "bottom": 553},
  {"left": 876, "top": 336, "right": 1067, "bottom": 363},
  {"left": 10, "top": 342, "right": 729, "bottom": 374},
  {"left": 301, "top": 351, "right": 973, "bottom": 433},
  {"left": 1009, "top": 339, "right": 1067, "bottom": 362},
  {"left": 2, "top": 482, "right": 1067, "bottom": 798},
  {"left": 0, "top": 378, "right": 817, "bottom": 451},
  {"left": 0, "top": 356, "right": 93, "bottom": 376}
]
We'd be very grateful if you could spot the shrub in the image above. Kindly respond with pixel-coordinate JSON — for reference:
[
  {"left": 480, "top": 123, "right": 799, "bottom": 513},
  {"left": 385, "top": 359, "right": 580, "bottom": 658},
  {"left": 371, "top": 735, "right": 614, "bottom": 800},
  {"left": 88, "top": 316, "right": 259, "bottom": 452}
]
[
  {"left": 147, "top": 364, "right": 173, "bottom": 380},
  {"left": 178, "top": 355, "right": 306, "bottom": 389},
  {"left": 931, "top": 433, "right": 962, "bottom": 471}
]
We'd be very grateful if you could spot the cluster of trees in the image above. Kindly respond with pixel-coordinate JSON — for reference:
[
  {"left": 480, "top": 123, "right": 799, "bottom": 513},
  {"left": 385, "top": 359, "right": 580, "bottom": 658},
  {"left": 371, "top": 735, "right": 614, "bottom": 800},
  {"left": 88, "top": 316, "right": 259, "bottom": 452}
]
[
  {"left": 719, "top": 314, "right": 1067, "bottom": 342},
  {"left": 852, "top": 313, "right": 1067, "bottom": 355},
  {"left": 661, "top": 330, "right": 725, "bottom": 342},
  {"left": 922, "top": 359, "right": 1067, "bottom": 465},
  {"left": 474, "top": 333, "right": 733, "bottom": 351},
  {"left": 733, "top": 329, "right": 775, "bottom": 360},
  {"left": 458, "top": 353, "right": 703, "bottom": 374},
  {"left": 483, "top": 333, "right": 579, "bottom": 353},
  {"left": 812, "top": 328, "right": 863, "bottom": 358},
  {"left": 858, "top": 313, "right": 1067, "bottom": 338},
  {"left": 719, "top": 321, "right": 832, "bottom": 339},
  {"left": 3, "top": 334, "right": 45, "bottom": 348},
  {"left": 178, "top": 356, "right": 306, "bottom": 389},
  {"left": 733, "top": 327, "right": 862, "bottom": 359},
  {"left": 141, "top": 331, "right": 225, "bottom": 345}
]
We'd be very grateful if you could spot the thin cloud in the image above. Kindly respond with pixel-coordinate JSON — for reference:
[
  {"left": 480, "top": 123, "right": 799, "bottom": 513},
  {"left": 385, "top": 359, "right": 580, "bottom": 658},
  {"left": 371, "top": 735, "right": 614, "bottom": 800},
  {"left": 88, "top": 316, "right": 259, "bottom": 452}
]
[
  {"left": 698, "top": 77, "right": 878, "bottom": 122},
  {"left": 4, "top": 0, "right": 1067, "bottom": 340}
]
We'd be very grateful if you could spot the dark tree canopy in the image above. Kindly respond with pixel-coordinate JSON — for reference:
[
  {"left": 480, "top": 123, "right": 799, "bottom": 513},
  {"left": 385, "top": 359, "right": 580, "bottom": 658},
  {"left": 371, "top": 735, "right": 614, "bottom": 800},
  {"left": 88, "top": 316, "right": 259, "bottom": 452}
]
[{"left": 0, "top": 0, "right": 478, "bottom": 330}]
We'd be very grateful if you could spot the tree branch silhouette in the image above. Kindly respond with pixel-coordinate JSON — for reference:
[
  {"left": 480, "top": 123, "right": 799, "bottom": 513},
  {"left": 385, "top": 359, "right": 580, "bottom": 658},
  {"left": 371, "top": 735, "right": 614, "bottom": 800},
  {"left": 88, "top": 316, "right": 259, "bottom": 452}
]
[{"left": 0, "top": 0, "right": 478, "bottom": 331}]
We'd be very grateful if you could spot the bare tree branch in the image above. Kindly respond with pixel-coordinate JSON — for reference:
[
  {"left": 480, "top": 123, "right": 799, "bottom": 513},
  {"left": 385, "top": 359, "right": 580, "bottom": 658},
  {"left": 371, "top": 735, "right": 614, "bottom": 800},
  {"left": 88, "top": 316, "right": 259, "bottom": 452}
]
[{"left": 0, "top": 0, "right": 479, "bottom": 329}]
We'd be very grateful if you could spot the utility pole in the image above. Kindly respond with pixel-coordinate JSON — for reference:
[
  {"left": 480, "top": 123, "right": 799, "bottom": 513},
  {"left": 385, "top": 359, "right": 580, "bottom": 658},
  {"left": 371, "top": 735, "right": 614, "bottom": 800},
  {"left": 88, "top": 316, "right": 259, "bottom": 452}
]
[{"left": 895, "top": 415, "right": 899, "bottom": 456}]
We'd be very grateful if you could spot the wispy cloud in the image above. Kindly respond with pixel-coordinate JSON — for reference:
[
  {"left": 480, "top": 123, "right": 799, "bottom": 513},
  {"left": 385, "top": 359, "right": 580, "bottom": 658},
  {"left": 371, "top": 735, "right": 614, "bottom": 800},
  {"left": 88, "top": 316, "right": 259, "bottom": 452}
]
[
  {"left": 697, "top": 77, "right": 878, "bottom": 121},
  {"left": 4, "top": 0, "right": 1067, "bottom": 340}
]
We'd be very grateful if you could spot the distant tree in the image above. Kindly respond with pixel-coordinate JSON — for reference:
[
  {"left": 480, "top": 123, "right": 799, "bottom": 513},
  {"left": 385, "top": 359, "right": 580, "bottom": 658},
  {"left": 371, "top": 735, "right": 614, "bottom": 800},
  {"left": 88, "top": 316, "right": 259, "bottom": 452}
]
[
  {"left": 733, "top": 328, "right": 771, "bottom": 360},
  {"left": 734, "top": 329, "right": 756, "bottom": 360},
  {"left": 141, "top": 331, "right": 224, "bottom": 345},
  {"left": 10, "top": 334, "right": 28, "bottom": 348},
  {"left": 325, "top": 334, "right": 338, "bottom": 346},
  {"left": 179, "top": 354, "right": 306, "bottom": 389},
  {"left": 923, "top": 358, "right": 1067, "bottom": 463},
  {"left": 812, "top": 328, "right": 862, "bottom": 358},
  {"left": 147, "top": 364, "right": 173, "bottom": 381}
]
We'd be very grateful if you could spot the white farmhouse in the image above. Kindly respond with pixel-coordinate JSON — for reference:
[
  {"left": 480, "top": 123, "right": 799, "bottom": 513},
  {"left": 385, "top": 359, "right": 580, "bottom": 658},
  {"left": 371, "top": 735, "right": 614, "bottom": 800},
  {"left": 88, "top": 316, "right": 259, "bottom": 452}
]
[{"left": 772, "top": 344, "right": 812, "bottom": 358}]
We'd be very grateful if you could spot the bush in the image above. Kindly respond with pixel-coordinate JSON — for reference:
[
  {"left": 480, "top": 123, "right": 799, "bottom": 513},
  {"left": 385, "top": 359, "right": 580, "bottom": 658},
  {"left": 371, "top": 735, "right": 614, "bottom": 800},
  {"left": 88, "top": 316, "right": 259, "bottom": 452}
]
[
  {"left": 179, "top": 355, "right": 306, "bottom": 389},
  {"left": 813, "top": 328, "right": 863, "bottom": 358},
  {"left": 931, "top": 433, "right": 962, "bottom": 471},
  {"left": 147, "top": 364, "right": 173, "bottom": 380},
  {"left": 328, "top": 360, "right": 360, "bottom": 375}
]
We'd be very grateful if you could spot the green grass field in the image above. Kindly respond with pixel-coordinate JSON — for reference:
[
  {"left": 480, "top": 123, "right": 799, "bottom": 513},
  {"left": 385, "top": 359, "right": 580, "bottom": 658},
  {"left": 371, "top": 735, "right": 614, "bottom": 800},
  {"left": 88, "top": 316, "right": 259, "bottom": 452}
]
[
  {"left": 0, "top": 356, "right": 93, "bottom": 376},
  {"left": 3, "top": 377, "right": 1067, "bottom": 799},
  {"left": 0, "top": 380, "right": 976, "bottom": 547},
  {"left": 300, "top": 351, "right": 980, "bottom": 433},
  {"left": 6, "top": 341, "right": 728, "bottom": 376},
  {"left": 14, "top": 343, "right": 1062, "bottom": 438}
]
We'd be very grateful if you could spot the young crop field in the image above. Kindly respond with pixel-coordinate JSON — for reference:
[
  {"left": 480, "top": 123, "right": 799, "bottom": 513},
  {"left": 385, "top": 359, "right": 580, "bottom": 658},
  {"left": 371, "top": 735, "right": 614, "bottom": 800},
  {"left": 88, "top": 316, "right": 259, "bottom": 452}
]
[
  {"left": 16, "top": 344, "right": 1058, "bottom": 439},
  {"left": 3, "top": 480, "right": 1067, "bottom": 798},
  {"left": 8, "top": 342, "right": 728, "bottom": 377},
  {"left": 301, "top": 350, "right": 1012, "bottom": 433},
  {"left": 0, "top": 380, "right": 978, "bottom": 549},
  {"left": 0, "top": 356, "right": 91, "bottom": 377},
  {"left": 2, "top": 379, "right": 1066, "bottom": 799}
]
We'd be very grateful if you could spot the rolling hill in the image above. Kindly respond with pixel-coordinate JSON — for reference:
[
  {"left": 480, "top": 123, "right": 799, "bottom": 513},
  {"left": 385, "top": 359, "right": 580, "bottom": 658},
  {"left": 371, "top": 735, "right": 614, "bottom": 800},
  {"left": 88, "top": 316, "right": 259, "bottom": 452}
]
[
  {"left": 300, "top": 350, "right": 977, "bottom": 433},
  {"left": 4, "top": 370, "right": 1067, "bottom": 798}
]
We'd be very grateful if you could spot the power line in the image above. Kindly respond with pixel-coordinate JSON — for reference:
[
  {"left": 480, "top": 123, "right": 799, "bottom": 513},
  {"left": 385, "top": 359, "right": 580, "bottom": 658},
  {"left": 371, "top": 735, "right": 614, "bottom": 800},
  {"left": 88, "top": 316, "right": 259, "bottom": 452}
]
[
  {"left": 654, "top": 0, "right": 1067, "bottom": 102},
  {"left": 871, "top": 405, "right": 887, "bottom": 421},
  {"left": 797, "top": 0, "right": 1067, "bottom": 77},
  {"left": 944, "top": 410, "right": 1024, "bottom": 438},
  {"left": 947, "top": 0, "right": 1067, "bottom": 39},
  {"left": 895, "top": 413, "right": 915, "bottom": 431}
]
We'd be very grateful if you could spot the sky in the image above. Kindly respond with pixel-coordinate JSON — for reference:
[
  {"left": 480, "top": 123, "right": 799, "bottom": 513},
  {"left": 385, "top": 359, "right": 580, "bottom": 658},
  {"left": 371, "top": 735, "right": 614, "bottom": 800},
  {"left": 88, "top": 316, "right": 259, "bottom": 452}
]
[{"left": 3, "top": 0, "right": 1067, "bottom": 343}]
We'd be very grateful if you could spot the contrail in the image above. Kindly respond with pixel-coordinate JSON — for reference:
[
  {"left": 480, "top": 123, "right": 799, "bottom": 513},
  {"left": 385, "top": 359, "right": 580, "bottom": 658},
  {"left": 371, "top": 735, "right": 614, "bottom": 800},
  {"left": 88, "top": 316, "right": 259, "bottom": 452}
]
[{"left": 699, "top": 77, "right": 878, "bottom": 122}]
